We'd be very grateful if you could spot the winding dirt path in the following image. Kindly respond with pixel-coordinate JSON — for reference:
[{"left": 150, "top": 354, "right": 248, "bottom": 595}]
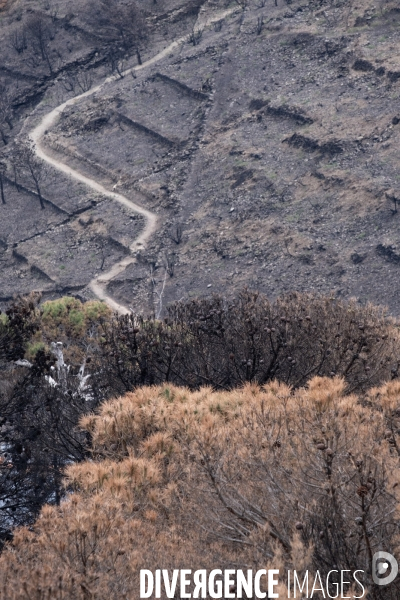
[{"left": 29, "top": 5, "right": 236, "bottom": 314}]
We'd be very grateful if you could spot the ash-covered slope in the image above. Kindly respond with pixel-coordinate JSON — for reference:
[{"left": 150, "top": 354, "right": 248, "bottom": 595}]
[{"left": 1, "top": 0, "right": 400, "bottom": 314}]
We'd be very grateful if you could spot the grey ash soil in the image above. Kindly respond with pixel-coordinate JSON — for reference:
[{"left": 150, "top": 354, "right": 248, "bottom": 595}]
[{"left": 1, "top": 0, "right": 400, "bottom": 315}]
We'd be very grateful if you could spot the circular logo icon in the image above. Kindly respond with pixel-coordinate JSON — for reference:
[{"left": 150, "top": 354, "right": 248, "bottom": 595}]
[{"left": 372, "top": 551, "right": 398, "bottom": 586}]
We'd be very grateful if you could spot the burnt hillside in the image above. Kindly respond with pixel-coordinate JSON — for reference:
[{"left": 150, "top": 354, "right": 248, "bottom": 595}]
[{"left": 0, "top": 0, "right": 400, "bottom": 315}]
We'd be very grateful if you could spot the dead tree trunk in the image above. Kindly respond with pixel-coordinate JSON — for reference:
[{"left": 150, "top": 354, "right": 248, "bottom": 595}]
[
  {"left": 29, "top": 167, "right": 45, "bottom": 210},
  {"left": 0, "top": 173, "right": 5, "bottom": 205}
]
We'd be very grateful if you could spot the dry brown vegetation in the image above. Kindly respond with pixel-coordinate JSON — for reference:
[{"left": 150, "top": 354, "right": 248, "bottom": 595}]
[
  {"left": 1, "top": 378, "right": 400, "bottom": 598},
  {"left": 2, "top": 291, "right": 400, "bottom": 552}
]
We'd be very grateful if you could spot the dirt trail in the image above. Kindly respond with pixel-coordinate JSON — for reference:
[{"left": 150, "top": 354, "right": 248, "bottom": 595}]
[{"left": 29, "top": 5, "right": 236, "bottom": 314}]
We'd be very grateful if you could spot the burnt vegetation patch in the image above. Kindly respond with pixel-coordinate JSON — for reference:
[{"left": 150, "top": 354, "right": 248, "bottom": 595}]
[
  {"left": 387, "top": 70, "right": 400, "bottom": 83},
  {"left": 352, "top": 58, "right": 374, "bottom": 72},
  {"left": 248, "top": 97, "right": 269, "bottom": 111},
  {"left": 81, "top": 115, "right": 110, "bottom": 133},
  {"left": 266, "top": 104, "right": 314, "bottom": 125},
  {"left": 249, "top": 100, "right": 314, "bottom": 126},
  {"left": 97, "top": 290, "right": 400, "bottom": 396},
  {"left": 290, "top": 31, "right": 315, "bottom": 47},
  {"left": 376, "top": 243, "right": 400, "bottom": 264},
  {"left": 283, "top": 132, "right": 343, "bottom": 155},
  {"left": 153, "top": 72, "right": 209, "bottom": 101},
  {"left": 230, "top": 166, "right": 254, "bottom": 189}
]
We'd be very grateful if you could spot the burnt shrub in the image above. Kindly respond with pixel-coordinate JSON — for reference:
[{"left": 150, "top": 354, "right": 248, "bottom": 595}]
[{"left": 97, "top": 290, "right": 400, "bottom": 396}]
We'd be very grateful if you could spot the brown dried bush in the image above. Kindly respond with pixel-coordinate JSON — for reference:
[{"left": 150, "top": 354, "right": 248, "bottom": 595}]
[{"left": 1, "top": 379, "right": 400, "bottom": 598}]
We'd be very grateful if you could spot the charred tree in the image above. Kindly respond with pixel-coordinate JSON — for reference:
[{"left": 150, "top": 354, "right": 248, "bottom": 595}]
[{"left": 13, "top": 142, "right": 47, "bottom": 210}]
